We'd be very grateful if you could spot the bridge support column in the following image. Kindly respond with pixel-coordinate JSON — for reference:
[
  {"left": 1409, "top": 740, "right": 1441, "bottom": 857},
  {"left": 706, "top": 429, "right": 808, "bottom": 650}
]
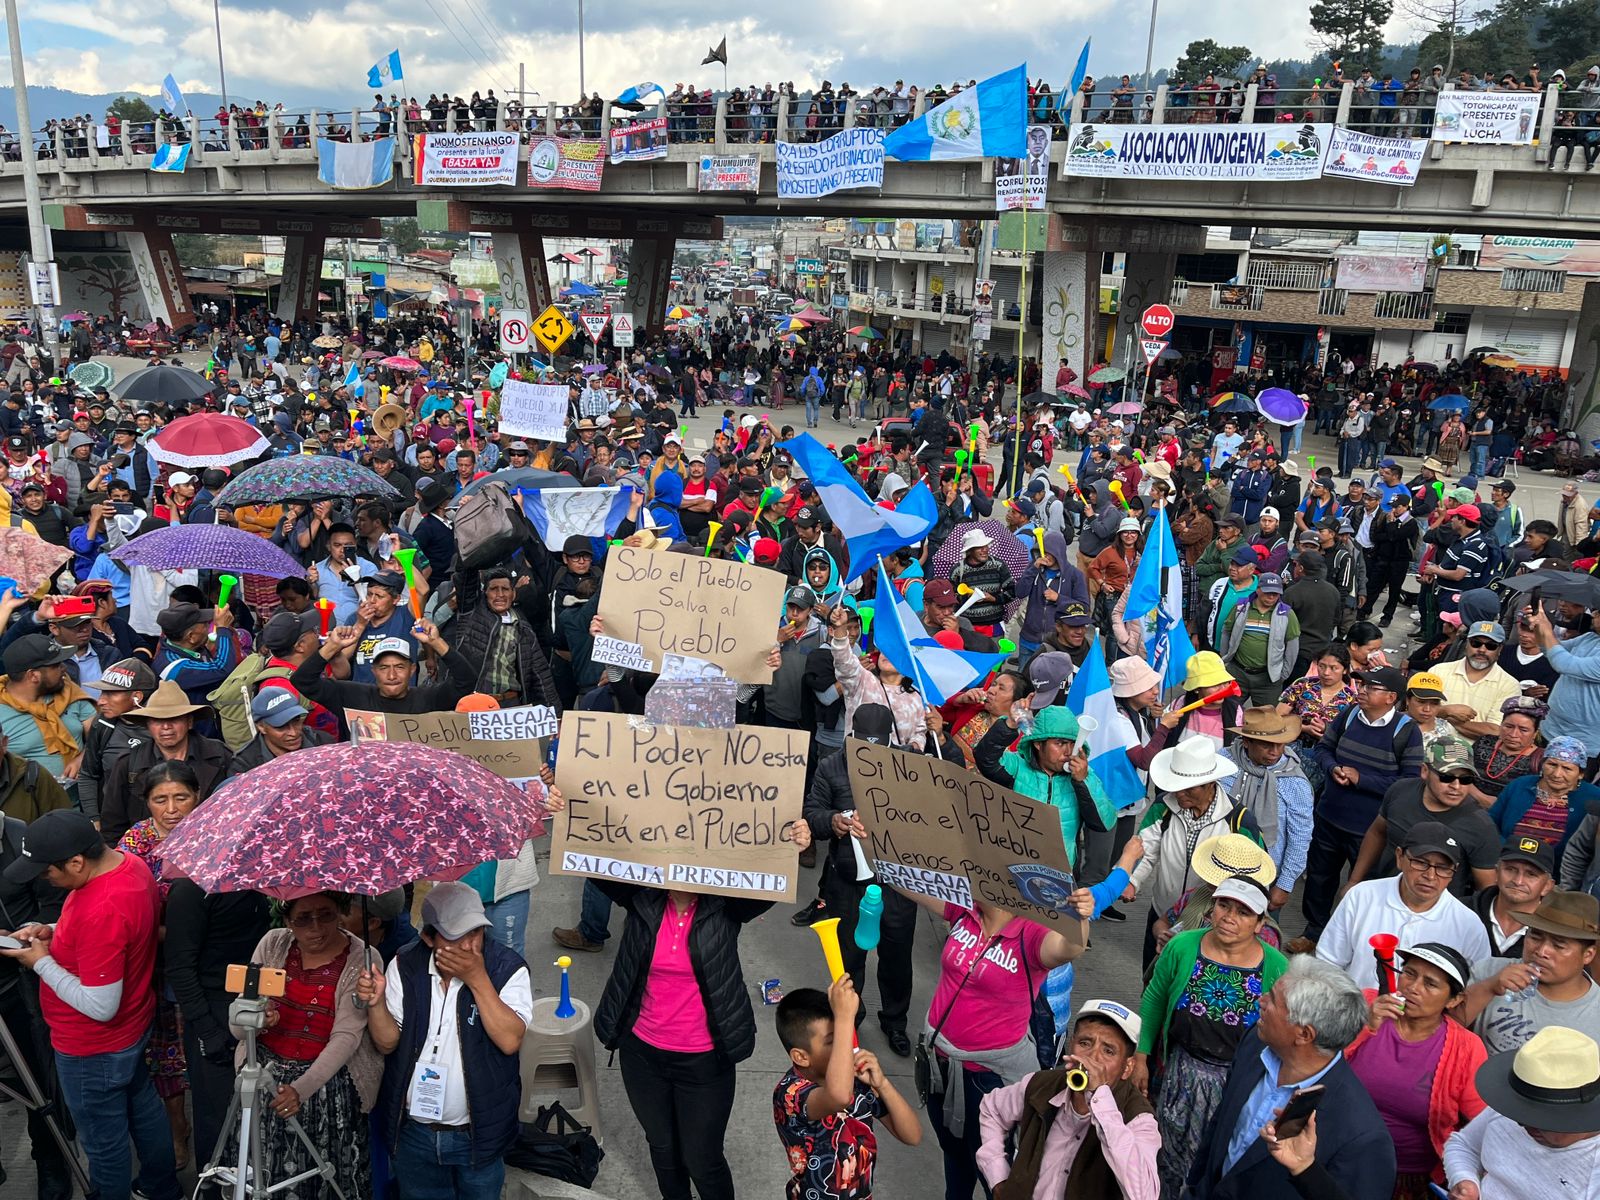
[
  {"left": 1039, "top": 248, "right": 1099, "bottom": 393},
  {"left": 124, "top": 231, "right": 194, "bottom": 329},
  {"left": 626, "top": 236, "right": 676, "bottom": 336},
  {"left": 1112, "top": 251, "right": 1177, "bottom": 367},
  {"left": 1570, "top": 282, "right": 1600, "bottom": 443},
  {"left": 276, "top": 236, "right": 327, "bottom": 322},
  {"left": 492, "top": 229, "right": 553, "bottom": 317}
]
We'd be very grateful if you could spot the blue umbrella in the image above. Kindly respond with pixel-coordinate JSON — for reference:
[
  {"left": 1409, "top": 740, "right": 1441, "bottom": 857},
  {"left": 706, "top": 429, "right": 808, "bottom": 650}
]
[
  {"left": 565, "top": 281, "right": 599, "bottom": 297},
  {"left": 1428, "top": 393, "right": 1470, "bottom": 411},
  {"left": 1212, "top": 394, "right": 1256, "bottom": 415}
]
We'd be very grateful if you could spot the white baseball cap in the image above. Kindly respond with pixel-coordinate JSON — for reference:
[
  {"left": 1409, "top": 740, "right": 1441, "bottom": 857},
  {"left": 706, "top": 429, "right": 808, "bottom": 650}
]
[{"left": 1075, "top": 998, "right": 1141, "bottom": 1046}]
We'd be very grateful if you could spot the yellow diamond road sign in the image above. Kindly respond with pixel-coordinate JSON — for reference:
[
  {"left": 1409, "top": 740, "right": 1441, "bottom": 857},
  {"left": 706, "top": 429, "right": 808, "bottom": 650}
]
[{"left": 532, "top": 305, "right": 573, "bottom": 355}]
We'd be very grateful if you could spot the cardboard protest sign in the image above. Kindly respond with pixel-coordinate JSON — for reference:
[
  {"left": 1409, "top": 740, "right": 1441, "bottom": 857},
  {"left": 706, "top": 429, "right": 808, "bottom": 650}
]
[
  {"left": 845, "top": 739, "right": 1086, "bottom": 935},
  {"left": 549, "top": 711, "right": 809, "bottom": 901},
  {"left": 498, "top": 379, "right": 569, "bottom": 442},
  {"left": 346, "top": 706, "right": 552, "bottom": 782},
  {"left": 595, "top": 544, "right": 784, "bottom": 684}
]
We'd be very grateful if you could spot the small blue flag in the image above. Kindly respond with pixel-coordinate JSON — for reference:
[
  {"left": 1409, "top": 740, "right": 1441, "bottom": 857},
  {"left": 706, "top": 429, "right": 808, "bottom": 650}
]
[
  {"left": 342, "top": 362, "right": 364, "bottom": 398},
  {"left": 161, "top": 74, "right": 188, "bottom": 115},
  {"left": 615, "top": 82, "right": 665, "bottom": 107},
  {"left": 367, "top": 50, "right": 403, "bottom": 90},
  {"left": 1063, "top": 39, "right": 1092, "bottom": 111}
]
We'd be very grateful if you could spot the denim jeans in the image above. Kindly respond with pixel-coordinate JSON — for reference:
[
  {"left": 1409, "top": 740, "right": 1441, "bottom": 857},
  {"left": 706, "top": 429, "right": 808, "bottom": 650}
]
[
  {"left": 1471, "top": 444, "right": 1488, "bottom": 475},
  {"left": 804, "top": 394, "right": 820, "bottom": 426},
  {"left": 393, "top": 1120, "right": 503, "bottom": 1200},
  {"left": 55, "top": 1033, "right": 180, "bottom": 1200},
  {"left": 577, "top": 878, "right": 613, "bottom": 944},
  {"left": 484, "top": 889, "right": 530, "bottom": 957}
]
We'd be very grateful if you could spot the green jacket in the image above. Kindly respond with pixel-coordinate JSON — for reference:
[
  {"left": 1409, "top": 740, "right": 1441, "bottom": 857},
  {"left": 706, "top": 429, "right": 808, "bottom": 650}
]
[
  {"left": 0, "top": 752, "right": 72, "bottom": 823},
  {"left": 1137, "top": 927, "right": 1288, "bottom": 1059}
]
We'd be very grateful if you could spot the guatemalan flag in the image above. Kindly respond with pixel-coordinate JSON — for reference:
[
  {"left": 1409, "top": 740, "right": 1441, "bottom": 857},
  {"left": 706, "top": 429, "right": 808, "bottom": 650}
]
[
  {"left": 367, "top": 50, "right": 404, "bottom": 89},
  {"left": 1122, "top": 508, "right": 1196, "bottom": 695},
  {"left": 161, "top": 74, "right": 189, "bottom": 115},
  {"left": 1064, "top": 638, "right": 1144, "bottom": 807},
  {"left": 779, "top": 433, "right": 938, "bottom": 584},
  {"left": 342, "top": 362, "right": 364, "bottom": 398},
  {"left": 874, "top": 561, "right": 1006, "bottom": 705},
  {"left": 519, "top": 486, "right": 632, "bottom": 550},
  {"left": 884, "top": 64, "right": 1028, "bottom": 161},
  {"left": 149, "top": 143, "right": 190, "bottom": 173},
  {"left": 317, "top": 138, "right": 395, "bottom": 189},
  {"left": 615, "top": 82, "right": 665, "bottom": 107}
]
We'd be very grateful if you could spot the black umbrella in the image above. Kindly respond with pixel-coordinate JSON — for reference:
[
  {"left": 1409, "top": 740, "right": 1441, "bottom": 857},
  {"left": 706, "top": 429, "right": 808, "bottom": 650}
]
[
  {"left": 112, "top": 364, "right": 216, "bottom": 406},
  {"left": 1017, "top": 391, "right": 1054, "bottom": 410},
  {"left": 1500, "top": 570, "right": 1600, "bottom": 608},
  {"left": 638, "top": 364, "right": 673, "bottom": 380},
  {"left": 1212, "top": 395, "right": 1257, "bottom": 415}
]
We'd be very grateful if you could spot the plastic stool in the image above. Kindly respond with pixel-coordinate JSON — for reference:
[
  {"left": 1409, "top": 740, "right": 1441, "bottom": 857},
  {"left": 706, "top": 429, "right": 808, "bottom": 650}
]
[{"left": 519, "top": 996, "right": 603, "bottom": 1143}]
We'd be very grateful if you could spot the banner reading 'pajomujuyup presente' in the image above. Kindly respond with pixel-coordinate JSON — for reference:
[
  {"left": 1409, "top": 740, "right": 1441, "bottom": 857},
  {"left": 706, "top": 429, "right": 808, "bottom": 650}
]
[
  {"left": 1431, "top": 91, "right": 1541, "bottom": 145},
  {"left": 1321, "top": 126, "right": 1426, "bottom": 187},
  {"left": 776, "top": 127, "right": 886, "bottom": 198},
  {"left": 413, "top": 131, "right": 519, "bottom": 186},
  {"left": 1062, "top": 121, "right": 1331, "bottom": 181},
  {"left": 697, "top": 154, "right": 760, "bottom": 192}
]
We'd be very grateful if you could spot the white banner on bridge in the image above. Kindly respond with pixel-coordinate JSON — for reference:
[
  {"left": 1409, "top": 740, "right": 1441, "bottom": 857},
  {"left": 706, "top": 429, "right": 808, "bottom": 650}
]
[
  {"left": 413, "top": 131, "right": 519, "bottom": 186},
  {"left": 1431, "top": 92, "right": 1540, "bottom": 145},
  {"left": 1322, "top": 126, "right": 1426, "bottom": 187},
  {"left": 776, "top": 127, "right": 886, "bottom": 199},
  {"left": 1061, "top": 122, "right": 1331, "bottom": 181}
]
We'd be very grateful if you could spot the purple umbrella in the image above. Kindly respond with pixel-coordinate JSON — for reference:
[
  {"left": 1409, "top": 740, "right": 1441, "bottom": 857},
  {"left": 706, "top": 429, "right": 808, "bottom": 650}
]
[
  {"left": 1255, "top": 387, "right": 1307, "bottom": 426},
  {"left": 930, "top": 519, "right": 1031, "bottom": 620},
  {"left": 113, "top": 524, "right": 305, "bottom": 579},
  {"left": 1108, "top": 401, "right": 1143, "bottom": 415},
  {"left": 581, "top": 363, "right": 609, "bottom": 374}
]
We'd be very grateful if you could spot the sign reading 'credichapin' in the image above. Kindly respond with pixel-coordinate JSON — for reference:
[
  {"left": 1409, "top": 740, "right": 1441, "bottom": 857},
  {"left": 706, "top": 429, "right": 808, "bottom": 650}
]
[
  {"left": 776, "top": 127, "right": 886, "bottom": 199},
  {"left": 1062, "top": 122, "right": 1331, "bottom": 181}
]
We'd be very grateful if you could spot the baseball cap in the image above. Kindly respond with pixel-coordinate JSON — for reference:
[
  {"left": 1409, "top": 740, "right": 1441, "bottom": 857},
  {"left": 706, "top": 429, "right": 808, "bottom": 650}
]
[
  {"left": 1296, "top": 530, "right": 1320, "bottom": 546},
  {"left": 562, "top": 535, "right": 594, "bottom": 556},
  {"left": 785, "top": 585, "right": 817, "bottom": 609},
  {"left": 1425, "top": 739, "right": 1477, "bottom": 778},
  {"left": 97, "top": 657, "right": 158, "bottom": 694},
  {"left": 1452, "top": 503, "right": 1482, "bottom": 524},
  {"left": 19, "top": 480, "right": 43, "bottom": 495},
  {"left": 1356, "top": 665, "right": 1405, "bottom": 692},
  {"left": 1257, "top": 572, "right": 1284, "bottom": 594},
  {"left": 793, "top": 506, "right": 820, "bottom": 526},
  {"left": 1498, "top": 834, "right": 1555, "bottom": 876},
  {"left": 3, "top": 810, "right": 104, "bottom": 882},
  {"left": 369, "top": 637, "right": 414, "bottom": 662},
  {"left": 1404, "top": 819, "right": 1463, "bottom": 865},
  {"left": 421, "top": 880, "right": 492, "bottom": 940},
  {"left": 366, "top": 570, "right": 406, "bottom": 594},
  {"left": 1213, "top": 875, "right": 1271, "bottom": 916},
  {"left": 1230, "top": 546, "right": 1258, "bottom": 566},
  {"left": 1219, "top": 515, "right": 1245, "bottom": 530},
  {"left": 1028, "top": 652, "right": 1077, "bottom": 710},
  {"left": 1491, "top": 479, "right": 1516, "bottom": 494},
  {"left": 1075, "top": 998, "right": 1141, "bottom": 1048},
  {"left": 1010, "top": 497, "right": 1037, "bottom": 518},
  {"left": 1056, "top": 601, "right": 1092, "bottom": 627},
  {"left": 249, "top": 689, "right": 306, "bottom": 728},
  {"left": 1260, "top": 506, "right": 1280, "bottom": 521},
  {"left": 1406, "top": 671, "right": 1447, "bottom": 700},
  {"left": 168, "top": 472, "right": 197, "bottom": 487},
  {"left": 923, "top": 580, "right": 958, "bottom": 607},
  {"left": 156, "top": 603, "right": 214, "bottom": 639},
  {"left": 261, "top": 609, "right": 320, "bottom": 655},
  {"left": 2, "top": 635, "right": 73, "bottom": 677},
  {"left": 1468, "top": 620, "right": 1506, "bottom": 644}
]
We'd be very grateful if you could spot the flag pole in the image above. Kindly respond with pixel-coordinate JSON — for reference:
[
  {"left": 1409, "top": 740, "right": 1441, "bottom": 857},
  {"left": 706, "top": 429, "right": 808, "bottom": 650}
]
[{"left": 1010, "top": 211, "right": 1028, "bottom": 495}]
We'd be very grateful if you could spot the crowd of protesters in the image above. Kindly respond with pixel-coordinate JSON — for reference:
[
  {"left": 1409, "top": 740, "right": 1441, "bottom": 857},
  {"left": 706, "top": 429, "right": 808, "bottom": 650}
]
[{"left": 2, "top": 285, "right": 1600, "bottom": 1200}]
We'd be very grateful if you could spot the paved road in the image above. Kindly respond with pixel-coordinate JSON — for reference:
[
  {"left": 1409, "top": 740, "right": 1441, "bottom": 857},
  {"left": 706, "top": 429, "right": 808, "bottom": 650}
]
[{"left": 1, "top": 365, "right": 1581, "bottom": 1197}]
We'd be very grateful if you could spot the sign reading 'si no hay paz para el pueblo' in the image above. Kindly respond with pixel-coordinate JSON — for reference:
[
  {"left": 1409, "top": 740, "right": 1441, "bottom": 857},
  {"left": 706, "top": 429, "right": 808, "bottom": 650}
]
[
  {"left": 549, "top": 712, "right": 809, "bottom": 901},
  {"left": 846, "top": 739, "right": 1086, "bottom": 936}
]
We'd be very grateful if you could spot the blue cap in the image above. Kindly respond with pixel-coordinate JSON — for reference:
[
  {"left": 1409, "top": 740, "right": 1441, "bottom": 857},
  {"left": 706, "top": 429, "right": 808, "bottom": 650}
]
[
  {"left": 1379, "top": 457, "right": 1399, "bottom": 469},
  {"left": 1460, "top": 475, "right": 1478, "bottom": 490},
  {"left": 1257, "top": 572, "right": 1285, "bottom": 593},
  {"left": 1010, "top": 498, "right": 1037, "bottom": 518},
  {"left": 1231, "top": 546, "right": 1259, "bottom": 566},
  {"left": 250, "top": 689, "right": 306, "bottom": 728}
]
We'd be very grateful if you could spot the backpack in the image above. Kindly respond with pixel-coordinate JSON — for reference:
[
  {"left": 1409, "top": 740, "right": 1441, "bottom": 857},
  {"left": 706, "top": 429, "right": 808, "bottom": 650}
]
[
  {"left": 454, "top": 480, "right": 529, "bottom": 567},
  {"left": 206, "top": 652, "right": 301, "bottom": 751}
]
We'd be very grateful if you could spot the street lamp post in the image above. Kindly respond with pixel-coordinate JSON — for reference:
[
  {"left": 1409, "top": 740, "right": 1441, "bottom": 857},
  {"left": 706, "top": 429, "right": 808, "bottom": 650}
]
[
  {"left": 213, "top": 0, "right": 229, "bottom": 109},
  {"left": 4, "top": 0, "right": 57, "bottom": 351},
  {"left": 578, "top": 0, "right": 586, "bottom": 98},
  {"left": 1142, "top": 0, "right": 1159, "bottom": 94}
]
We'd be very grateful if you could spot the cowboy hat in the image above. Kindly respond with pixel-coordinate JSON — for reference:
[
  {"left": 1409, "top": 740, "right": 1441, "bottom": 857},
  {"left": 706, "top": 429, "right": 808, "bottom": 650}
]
[
  {"left": 1192, "top": 832, "right": 1278, "bottom": 887},
  {"left": 1514, "top": 891, "right": 1600, "bottom": 941},
  {"left": 1421, "top": 456, "right": 1446, "bottom": 474},
  {"left": 1476, "top": 1026, "right": 1600, "bottom": 1133},
  {"left": 128, "top": 679, "right": 211, "bottom": 721},
  {"left": 371, "top": 402, "right": 408, "bottom": 439},
  {"left": 1229, "top": 707, "right": 1302, "bottom": 744},
  {"left": 1150, "top": 737, "right": 1237, "bottom": 793}
]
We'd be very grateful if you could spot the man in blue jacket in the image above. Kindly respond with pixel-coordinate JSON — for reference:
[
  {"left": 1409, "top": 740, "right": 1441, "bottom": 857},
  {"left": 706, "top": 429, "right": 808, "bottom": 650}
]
[{"left": 1229, "top": 450, "right": 1273, "bottom": 528}]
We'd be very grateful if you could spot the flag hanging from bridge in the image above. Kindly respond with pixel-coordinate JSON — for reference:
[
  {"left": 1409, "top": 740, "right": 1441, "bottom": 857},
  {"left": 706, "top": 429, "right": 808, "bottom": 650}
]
[
  {"left": 367, "top": 50, "right": 403, "bottom": 90},
  {"left": 150, "top": 143, "right": 190, "bottom": 173},
  {"left": 883, "top": 64, "right": 1028, "bottom": 161},
  {"left": 161, "top": 74, "right": 189, "bottom": 115},
  {"left": 317, "top": 138, "right": 395, "bottom": 189}
]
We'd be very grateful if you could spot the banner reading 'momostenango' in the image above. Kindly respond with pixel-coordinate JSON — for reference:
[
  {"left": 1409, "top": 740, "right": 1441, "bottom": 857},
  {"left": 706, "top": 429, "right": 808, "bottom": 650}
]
[{"left": 1062, "top": 121, "right": 1331, "bottom": 181}]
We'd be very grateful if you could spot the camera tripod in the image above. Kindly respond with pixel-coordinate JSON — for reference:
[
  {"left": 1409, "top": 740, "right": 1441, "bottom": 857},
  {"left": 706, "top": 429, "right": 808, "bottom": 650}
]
[{"left": 196, "top": 996, "right": 348, "bottom": 1200}]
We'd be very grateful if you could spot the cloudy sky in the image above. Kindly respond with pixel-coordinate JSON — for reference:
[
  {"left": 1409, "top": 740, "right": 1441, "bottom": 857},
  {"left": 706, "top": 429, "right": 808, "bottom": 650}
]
[{"left": 7, "top": 0, "right": 1418, "bottom": 104}]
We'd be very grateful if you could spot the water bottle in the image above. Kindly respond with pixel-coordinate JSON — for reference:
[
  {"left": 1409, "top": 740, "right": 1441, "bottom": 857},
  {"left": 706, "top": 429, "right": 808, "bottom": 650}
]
[
  {"left": 545, "top": 735, "right": 560, "bottom": 773},
  {"left": 1512, "top": 963, "right": 1542, "bottom": 1002},
  {"left": 1015, "top": 710, "right": 1034, "bottom": 738},
  {"left": 854, "top": 885, "right": 884, "bottom": 952}
]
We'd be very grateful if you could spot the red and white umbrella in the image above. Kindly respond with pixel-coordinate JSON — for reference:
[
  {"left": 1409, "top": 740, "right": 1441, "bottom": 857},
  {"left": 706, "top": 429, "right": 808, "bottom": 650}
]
[{"left": 147, "top": 412, "right": 269, "bottom": 469}]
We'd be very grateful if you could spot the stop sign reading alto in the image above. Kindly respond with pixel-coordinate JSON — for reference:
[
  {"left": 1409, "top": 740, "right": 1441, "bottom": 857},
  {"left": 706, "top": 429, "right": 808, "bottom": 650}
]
[{"left": 1140, "top": 304, "right": 1175, "bottom": 339}]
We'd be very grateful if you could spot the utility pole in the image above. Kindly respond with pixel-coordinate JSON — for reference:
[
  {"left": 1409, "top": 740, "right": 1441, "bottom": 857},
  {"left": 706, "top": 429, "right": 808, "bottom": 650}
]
[
  {"left": 1141, "top": 0, "right": 1159, "bottom": 93},
  {"left": 577, "top": 0, "right": 586, "bottom": 98},
  {"left": 5, "top": 0, "right": 57, "bottom": 352},
  {"left": 213, "top": 0, "right": 229, "bottom": 110}
]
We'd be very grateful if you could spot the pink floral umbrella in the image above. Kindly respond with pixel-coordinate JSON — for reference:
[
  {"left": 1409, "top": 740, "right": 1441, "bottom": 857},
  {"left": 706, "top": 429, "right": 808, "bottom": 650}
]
[{"left": 379, "top": 355, "right": 423, "bottom": 372}]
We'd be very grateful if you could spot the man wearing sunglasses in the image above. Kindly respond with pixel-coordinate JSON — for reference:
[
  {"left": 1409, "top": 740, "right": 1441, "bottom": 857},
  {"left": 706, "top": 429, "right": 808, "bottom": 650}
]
[
  {"left": 1315, "top": 819, "right": 1490, "bottom": 993},
  {"left": 1435, "top": 620, "right": 1523, "bottom": 739}
]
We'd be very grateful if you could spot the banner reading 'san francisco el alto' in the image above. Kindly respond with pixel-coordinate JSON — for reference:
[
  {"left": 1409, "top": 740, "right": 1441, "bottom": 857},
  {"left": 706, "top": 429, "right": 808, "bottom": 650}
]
[
  {"left": 1062, "top": 121, "right": 1331, "bottom": 181},
  {"left": 413, "top": 130, "right": 519, "bottom": 186}
]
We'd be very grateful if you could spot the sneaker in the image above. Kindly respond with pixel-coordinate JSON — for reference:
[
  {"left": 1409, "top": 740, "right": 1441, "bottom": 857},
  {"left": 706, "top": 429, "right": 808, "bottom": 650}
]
[
  {"left": 790, "top": 897, "right": 827, "bottom": 926},
  {"left": 1099, "top": 905, "right": 1127, "bottom": 922},
  {"left": 552, "top": 927, "right": 605, "bottom": 953}
]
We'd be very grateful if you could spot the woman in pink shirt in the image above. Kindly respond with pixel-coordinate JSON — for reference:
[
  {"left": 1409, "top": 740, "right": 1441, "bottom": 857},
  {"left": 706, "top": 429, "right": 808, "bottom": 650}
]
[{"left": 592, "top": 816, "right": 813, "bottom": 1200}]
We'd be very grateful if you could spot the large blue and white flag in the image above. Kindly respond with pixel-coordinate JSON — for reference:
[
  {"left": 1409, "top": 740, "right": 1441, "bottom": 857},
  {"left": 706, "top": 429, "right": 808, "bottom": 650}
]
[
  {"left": 316, "top": 138, "right": 395, "bottom": 189},
  {"left": 884, "top": 64, "right": 1028, "bottom": 161},
  {"left": 615, "top": 82, "right": 665, "bottom": 107},
  {"left": 150, "top": 143, "right": 190, "bottom": 173},
  {"left": 1064, "top": 638, "right": 1145, "bottom": 806},
  {"left": 874, "top": 561, "right": 1006, "bottom": 705},
  {"left": 519, "top": 486, "right": 631, "bottom": 549},
  {"left": 780, "top": 433, "right": 937, "bottom": 583},
  {"left": 342, "top": 361, "right": 364, "bottom": 398},
  {"left": 161, "top": 74, "right": 189, "bottom": 115},
  {"left": 367, "top": 50, "right": 404, "bottom": 89},
  {"left": 1123, "top": 508, "right": 1196, "bottom": 695}
]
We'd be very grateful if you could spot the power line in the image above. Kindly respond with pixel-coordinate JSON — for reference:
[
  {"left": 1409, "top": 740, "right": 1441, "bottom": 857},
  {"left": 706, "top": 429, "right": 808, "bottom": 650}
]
[{"left": 417, "top": 0, "right": 513, "bottom": 94}]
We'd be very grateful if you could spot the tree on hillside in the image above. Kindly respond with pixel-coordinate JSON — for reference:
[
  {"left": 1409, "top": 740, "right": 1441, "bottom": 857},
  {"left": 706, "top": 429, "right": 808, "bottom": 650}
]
[
  {"left": 384, "top": 217, "right": 423, "bottom": 254},
  {"left": 1538, "top": 0, "right": 1600, "bottom": 70},
  {"left": 1309, "top": 0, "right": 1396, "bottom": 68},
  {"left": 1174, "top": 39, "right": 1256, "bottom": 81},
  {"left": 107, "top": 95, "right": 157, "bottom": 123},
  {"left": 1400, "top": 0, "right": 1482, "bottom": 76}
]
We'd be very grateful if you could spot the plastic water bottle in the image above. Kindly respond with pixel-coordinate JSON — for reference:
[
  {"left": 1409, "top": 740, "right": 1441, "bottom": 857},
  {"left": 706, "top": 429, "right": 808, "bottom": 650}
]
[
  {"left": 1015, "top": 711, "right": 1034, "bottom": 738},
  {"left": 1513, "top": 963, "right": 1542, "bottom": 1002},
  {"left": 855, "top": 885, "right": 884, "bottom": 952}
]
